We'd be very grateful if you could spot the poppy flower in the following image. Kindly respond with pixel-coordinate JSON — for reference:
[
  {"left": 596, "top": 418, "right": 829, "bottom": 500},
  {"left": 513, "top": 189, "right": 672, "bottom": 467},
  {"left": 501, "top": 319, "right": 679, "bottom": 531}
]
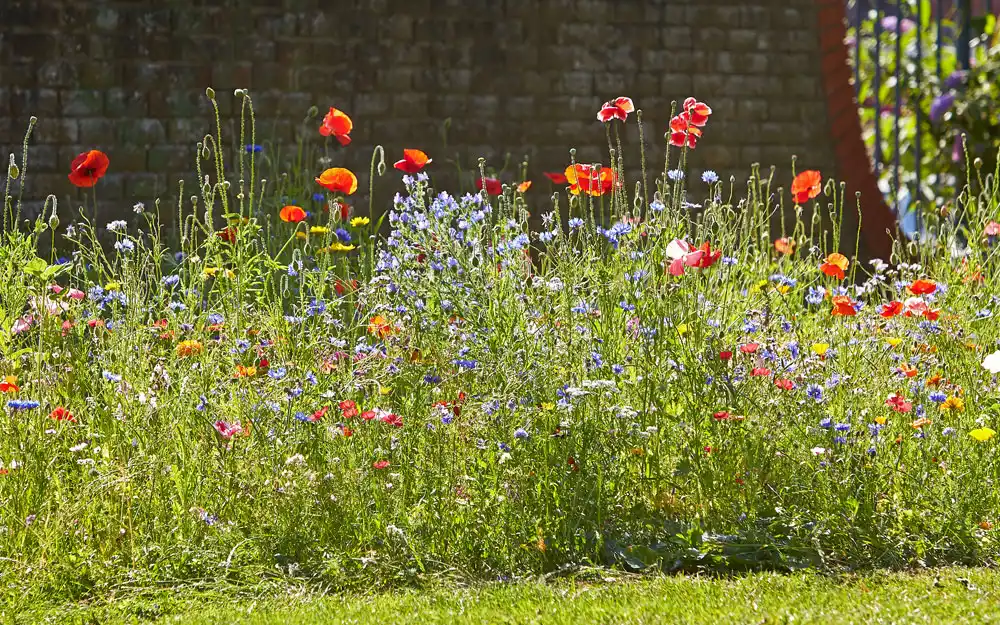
[
  {"left": 393, "top": 149, "right": 432, "bottom": 173},
  {"left": 339, "top": 400, "right": 359, "bottom": 419},
  {"left": 517, "top": 181, "right": 532, "bottom": 193},
  {"left": 316, "top": 168, "right": 358, "bottom": 195},
  {"left": 176, "top": 339, "right": 203, "bottom": 358},
  {"left": 476, "top": 177, "right": 503, "bottom": 196},
  {"left": 544, "top": 171, "right": 568, "bottom": 184},
  {"left": 791, "top": 170, "right": 822, "bottom": 204},
  {"left": 774, "top": 237, "right": 796, "bottom": 255},
  {"left": 213, "top": 420, "right": 245, "bottom": 440},
  {"left": 319, "top": 107, "right": 352, "bottom": 145},
  {"left": 379, "top": 412, "right": 403, "bottom": 427},
  {"left": 909, "top": 279, "right": 937, "bottom": 295},
  {"left": 886, "top": 393, "right": 913, "bottom": 413},
  {"left": 279, "top": 205, "right": 306, "bottom": 223},
  {"left": 367, "top": 314, "right": 394, "bottom": 338},
  {"left": 564, "top": 164, "right": 616, "bottom": 196},
  {"left": 373, "top": 459, "right": 390, "bottom": 470},
  {"left": 712, "top": 410, "right": 731, "bottom": 421},
  {"left": 880, "top": 301, "right": 904, "bottom": 318},
  {"left": 217, "top": 226, "right": 237, "bottom": 243},
  {"left": 597, "top": 96, "right": 635, "bottom": 123},
  {"left": 740, "top": 343, "right": 759, "bottom": 354},
  {"left": 0, "top": 376, "right": 19, "bottom": 393},
  {"left": 831, "top": 295, "right": 857, "bottom": 316},
  {"left": 68, "top": 150, "right": 110, "bottom": 188},
  {"left": 668, "top": 112, "right": 703, "bottom": 148},
  {"left": 666, "top": 239, "right": 721, "bottom": 276},
  {"left": 49, "top": 406, "right": 76, "bottom": 422},
  {"left": 819, "top": 253, "right": 849, "bottom": 280},
  {"left": 682, "top": 97, "right": 712, "bottom": 126},
  {"left": 903, "top": 297, "right": 939, "bottom": 320},
  {"left": 719, "top": 351, "right": 733, "bottom": 361},
  {"left": 774, "top": 378, "right": 795, "bottom": 390}
]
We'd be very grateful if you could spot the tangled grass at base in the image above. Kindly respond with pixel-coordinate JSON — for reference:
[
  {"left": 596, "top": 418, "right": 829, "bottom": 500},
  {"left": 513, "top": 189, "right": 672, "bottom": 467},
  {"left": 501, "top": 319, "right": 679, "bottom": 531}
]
[{"left": 3, "top": 90, "right": 1000, "bottom": 603}]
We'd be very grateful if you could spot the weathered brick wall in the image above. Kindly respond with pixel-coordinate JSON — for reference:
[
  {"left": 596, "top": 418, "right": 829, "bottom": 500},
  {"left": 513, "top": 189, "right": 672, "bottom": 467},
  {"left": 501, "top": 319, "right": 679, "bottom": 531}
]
[{"left": 0, "top": 0, "right": 839, "bottom": 230}]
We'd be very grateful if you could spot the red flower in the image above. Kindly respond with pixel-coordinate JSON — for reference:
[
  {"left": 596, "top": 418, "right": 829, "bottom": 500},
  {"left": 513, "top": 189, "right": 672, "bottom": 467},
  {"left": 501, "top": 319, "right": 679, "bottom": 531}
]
[
  {"left": 596, "top": 96, "right": 635, "bottom": 123},
  {"left": 373, "top": 459, "right": 390, "bottom": 470},
  {"left": 339, "top": 400, "right": 359, "bottom": 419},
  {"left": 740, "top": 343, "right": 759, "bottom": 354},
  {"left": 719, "top": 351, "right": 733, "bottom": 361},
  {"left": 217, "top": 226, "right": 237, "bottom": 243},
  {"left": 68, "top": 150, "right": 110, "bottom": 188},
  {"left": 880, "top": 301, "right": 904, "bottom": 318},
  {"left": 311, "top": 406, "right": 329, "bottom": 422},
  {"left": 564, "top": 164, "right": 616, "bottom": 196},
  {"left": 319, "top": 107, "right": 352, "bottom": 145},
  {"left": 908, "top": 279, "right": 936, "bottom": 295},
  {"left": 0, "top": 376, "right": 19, "bottom": 393},
  {"left": 713, "top": 410, "right": 731, "bottom": 421},
  {"left": 751, "top": 367, "right": 772, "bottom": 377},
  {"left": 831, "top": 295, "right": 857, "bottom": 316},
  {"left": 477, "top": 177, "right": 503, "bottom": 196},
  {"left": 668, "top": 112, "right": 703, "bottom": 148},
  {"left": 819, "top": 253, "right": 849, "bottom": 281},
  {"left": 379, "top": 412, "right": 403, "bottom": 428},
  {"left": 360, "top": 410, "right": 376, "bottom": 421},
  {"left": 774, "top": 378, "right": 795, "bottom": 391},
  {"left": 279, "top": 205, "right": 306, "bottom": 223},
  {"left": 886, "top": 393, "right": 912, "bottom": 413},
  {"left": 316, "top": 168, "right": 358, "bottom": 195},
  {"left": 791, "top": 170, "right": 822, "bottom": 204},
  {"left": 517, "top": 181, "right": 532, "bottom": 193},
  {"left": 544, "top": 171, "right": 568, "bottom": 184},
  {"left": 393, "top": 149, "right": 432, "bottom": 173},
  {"left": 49, "top": 406, "right": 76, "bottom": 422},
  {"left": 682, "top": 97, "right": 712, "bottom": 126}
]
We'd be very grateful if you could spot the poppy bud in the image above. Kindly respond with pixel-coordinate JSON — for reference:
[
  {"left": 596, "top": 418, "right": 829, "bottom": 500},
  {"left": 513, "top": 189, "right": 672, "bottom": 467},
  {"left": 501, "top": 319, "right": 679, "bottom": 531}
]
[
  {"left": 205, "top": 87, "right": 215, "bottom": 100},
  {"left": 8, "top": 155, "right": 18, "bottom": 180},
  {"left": 974, "top": 157, "right": 983, "bottom": 169},
  {"left": 48, "top": 213, "right": 59, "bottom": 230},
  {"left": 307, "top": 105, "right": 318, "bottom": 118}
]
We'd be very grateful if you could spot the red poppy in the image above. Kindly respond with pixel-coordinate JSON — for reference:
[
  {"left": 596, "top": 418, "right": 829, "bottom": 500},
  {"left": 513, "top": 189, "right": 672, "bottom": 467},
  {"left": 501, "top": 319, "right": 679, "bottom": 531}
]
[
  {"left": 0, "top": 376, "right": 19, "bottom": 393},
  {"left": 316, "top": 168, "right": 358, "bottom": 195},
  {"left": 597, "top": 96, "right": 635, "bottom": 123},
  {"left": 751, "top": 367, "right": 772, "bottom": 377},
  {"left": 791, "top": 170, "right": 822, "bottom": 204},
  {"left": 740, "top": 343, "right": 759, "bottom": 354},
  {"left": 217, "top": 226, "right": 237, "bottom": 243},
  {"left": 311, "top": 406, "right": 329, "bottom": 421},
  {"left": 819, "top": 253, "right": 849, "bottom": 280},
  {"left": 908, "top": 279, "right": 937, "bottom": 295},
  {"left": 886, "top": 393, "right": 913, "bottom": 413},
  {"left": 719, "top": 351, "right": 733, "bottom": 361},
  {"left": 339, "top": 400, "right": 359, "bottom": 419},
  {"left": 564, "top": 164, "right": 616, "bottom": 197},
  {"left": 373, "top": 459, "right": 390, "bottom": 470},
  {"left": 544, "top": 171, "right": 568, "bottom": 184},
  {"left": 68, "top": 150, "right": 110, "bottom": 188},
  {"left": 49, "top": 406, "right": 76, "bottom": 422},
  {"left": 668, "top": 112, "right": 703, "bottom": 148},
  {"left": 712, "top": 410, "right": 731, "bottom": 421},
  {"left": 831, "top": 295, "right": 857, "bottom": 316},
  {"left": 774, "top": 378, "right": 795, "bottom": 391},
  {"left": 279, "top": 205, "right": 306, "bottom": 223},
  {"left": 319, "top": 107, "right": 352, "bottom": 145},
  {"left": 682, "top": 97, "right": 712, "bottom": 126},
  {"left": 880, "top": 301, "right": 904, "bottom": 318},
  {"left": 360, "top": 410, "right": 376, "bottom": 421},
  {"left": 393, "top": 149, "right": 432, "bottom": 173},
  {"left": 477, "top": 177, "right": 503, "bottom": 196},
  {"left": 379, "top": 412, "right": 403, "bottom": 427},
  {"left": 517, "top": 181, "right": 532, "bottom": 193}
]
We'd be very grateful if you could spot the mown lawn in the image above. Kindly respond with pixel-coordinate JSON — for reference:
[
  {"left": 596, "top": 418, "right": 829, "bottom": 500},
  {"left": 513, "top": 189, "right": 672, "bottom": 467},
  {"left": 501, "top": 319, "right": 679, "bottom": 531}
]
[{"left": 15, "top": 568, "right": 1000, "bottom": 624}]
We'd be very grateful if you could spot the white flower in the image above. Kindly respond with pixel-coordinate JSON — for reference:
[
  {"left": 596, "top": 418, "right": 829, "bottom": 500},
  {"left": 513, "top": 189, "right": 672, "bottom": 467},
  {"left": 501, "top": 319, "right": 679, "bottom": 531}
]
[
  {"left": 983, "top": 351, "right": 1000, "bottom": 374},
  {"left": 811, "top": 447, "right": 827, "bottom": 456},
  {"left": 133, "top": 202, "right": 145, "bottom": 213},
  {"left": 666, "top": 238, "right": 693, "bottom": 260},
  {"left": 106, "top": 220, "right": 127, "bottom": 233}
]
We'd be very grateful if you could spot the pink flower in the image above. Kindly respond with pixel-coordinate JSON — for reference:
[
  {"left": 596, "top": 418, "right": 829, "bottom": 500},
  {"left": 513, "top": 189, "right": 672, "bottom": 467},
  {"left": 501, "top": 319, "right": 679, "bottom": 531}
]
[
  {"left": 372, "top": 459, "right": 390, "bottom": 470},
  {"left": 11, "top": 315, "right": 34, "bottom": 335},
  {"left": 214, "top": 420, "right": 244, "bottom": 440},
  {"left": 67, "top": 288, "right": 85, "bottom": 301}
]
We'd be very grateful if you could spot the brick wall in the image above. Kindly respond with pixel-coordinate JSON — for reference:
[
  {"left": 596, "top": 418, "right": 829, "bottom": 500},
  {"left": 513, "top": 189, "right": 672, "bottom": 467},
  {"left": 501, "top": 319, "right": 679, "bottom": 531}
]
[{"left": 0, "top": 0, "right": 847, "bottom": 241}]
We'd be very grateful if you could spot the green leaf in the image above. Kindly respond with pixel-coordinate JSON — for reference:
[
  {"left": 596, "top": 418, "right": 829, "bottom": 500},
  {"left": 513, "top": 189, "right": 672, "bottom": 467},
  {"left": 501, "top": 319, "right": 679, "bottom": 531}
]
[{"left": 23, "top": 258, "right": 48, "bottom": 277}]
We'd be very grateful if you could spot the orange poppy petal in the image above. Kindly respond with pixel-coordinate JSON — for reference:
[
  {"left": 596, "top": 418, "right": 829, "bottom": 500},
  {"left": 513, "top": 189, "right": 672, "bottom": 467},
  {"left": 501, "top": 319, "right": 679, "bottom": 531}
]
[{"left": 315, "top": 168, "right": 358, "bottom": 195}]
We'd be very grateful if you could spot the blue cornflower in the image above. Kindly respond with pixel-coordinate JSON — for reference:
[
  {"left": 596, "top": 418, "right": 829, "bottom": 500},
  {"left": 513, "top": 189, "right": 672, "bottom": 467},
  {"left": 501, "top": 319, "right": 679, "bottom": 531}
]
[
  {"left": 701, "top": 170, "right": 719, "bottom": 183},
  {"left": 424, "top": 373, "right": 442, "bottom": 384},
  {"left": 649, "top": 200, "right": 665, "bottom": 212},
  {"left": 162, "top": 275, "right": 180, "bottom": 287},
  {"left": 498, "top": 441, "right": 511, "bottom": 452},
  {"left": 806, "top": 286, "right": 826, "bottom": 305},
  {"left": 207, "top": 313, "right": 224, "bottom": 325},
  {"left": 514, "top": 428, "right": 529, "bottom": 440},
  {"left": 667, "top": 169, "right": 684, "bottom": 182},
  {"left": 834, "top": 423, "right": 850, "bottom": 432},
  {"left": 245, "top": 144, "right": 263, "bottom": 153},
  {"left": 819, "top": 417, "right": 833, "bottom": 429},
  {"left": 103, "top": 371, "right": 122, "bottom": 383},
  {"left": 942, "top": 427, "right": 956, "bottom": 436},
  {"left": 7, "top": 399, "right": 40, "bottom": 410},
  {"left": 807, "top": 384, "right": 824, "bottom": 402},
  {"left": 454, "top": 359, "right": 477, "bottom": 370},
  {"left": 305, "top": 371, "right": 318, "bottom": 386},
  {"left": 612, "top": 364, "right": 624, "bottom": 375},
  {"left": 196, "top": 395, "right": 208, "bottom": 411},
  {"left": 833, "top": 436, "right": 847, "bottom": 444},
  {"left": 335, "top": 228, "right": 351, "bottom": 243},
  {"left": 929, "top": 391, "right": 947, "bottom": 403},
  {"left": 268, "top": 367, "right": 287, "bottom": 381},
  {"left": 115, "top": 239, "right": 134, "bottom": 253},
  {"left": 313, "top": 192, "right": 325, "bottom": 202}
]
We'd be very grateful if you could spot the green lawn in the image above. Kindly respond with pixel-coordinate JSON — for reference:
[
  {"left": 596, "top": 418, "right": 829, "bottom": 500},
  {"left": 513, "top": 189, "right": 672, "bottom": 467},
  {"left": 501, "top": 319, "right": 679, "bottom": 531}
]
[{"left": 15, "top": 568, "right": 1000, "bottom": 624}]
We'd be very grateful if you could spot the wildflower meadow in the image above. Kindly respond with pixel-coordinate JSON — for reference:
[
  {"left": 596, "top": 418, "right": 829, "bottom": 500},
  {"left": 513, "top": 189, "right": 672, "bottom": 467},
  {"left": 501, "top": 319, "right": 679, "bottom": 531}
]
[{"left": 3, "top": 88, "right": 1000, "bottom": 618}]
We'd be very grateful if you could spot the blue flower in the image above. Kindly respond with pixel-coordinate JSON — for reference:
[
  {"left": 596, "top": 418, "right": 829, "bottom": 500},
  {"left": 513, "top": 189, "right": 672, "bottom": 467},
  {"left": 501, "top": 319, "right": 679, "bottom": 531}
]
[
  {"left": 335, "top": 228, "right": 351, "bottom": 243},
  {"left": 115, "top": 239, "right": 134, "bottom": 253},
  {"left": 667, "top": 169, "right": 684, "bottom": 182},
  {"left": 103, "top": 371, "right": 122, "bottom": 383},
  {"left": 514, "top": 428, "right": 529, "bottom": 439},
  {"left": 701, "top": 170, "right": 718, "bottom": 183},
  {"left": 929, "top": 391, "right": 947, "bottom": 403},
  {"left": 834, "top": 423, "right": 850, "bottom": 432},
  {"left": 268, "top": 367, "right": 287, "bottom": 381},
  {"left": 7, "top": 399, "right": 39, "bottom": 410},
  {"left": 819, "top": 417, "right": 833, "bottom": 429},
  {"left": 245, "top": 144, "right": 263, "bottom": 153},
  {"left": 424, "top": 373, "right": 442, "bottom": 384},
  {"left": 313, "top": 193, "right": 325, "bottom": 202},
  {"left": 807, "top": 384, "right": 824, "bottom": 402},
  {"left": 162, "top": 275, "right": 180, "bottom": 287}
]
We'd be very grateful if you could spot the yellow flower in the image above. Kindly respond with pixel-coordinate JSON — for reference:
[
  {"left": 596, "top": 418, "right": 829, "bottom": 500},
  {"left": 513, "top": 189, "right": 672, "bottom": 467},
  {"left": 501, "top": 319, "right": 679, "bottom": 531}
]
[
  {"left": 875, "top": 416, "right": 887, "bottom": 425},
  {"left": 541, "top": 402, "right": 554, "bottom": 411},
  {"left": 202, "top": 267, "right": 220, "bottom": 278},
  {"left": 310, "top": 226, "right": 330, "bottom": 235},
  {"left": 318, "top": 242, "right": 356, "bottom": 253},
  {"left": 350, "top": 217, "right": 370, "bottom": 227},
  {"left": 970, "top": 427, "right": 996, "bottom": 442},
  {"left": 175, "top": 340, "right": 203, "bottom": 358},
  {"left": 676, "top": 323, "right": 688, "bottom": 336},
  {"left": 811, "top": 343, "right": 830, "bottom": 356},
  {"left": 941, "top": 396, "right": 965, "bottom": 413},
  {"left": 105, "top": 282, "right": 121, "bottom": 290},
  {"left": 380, "top": 386, "right": 392, "bottom": 396},
  {"left": 886, "top": 337, "right": 902, "bottom": 347},
  {"left": 295, "top": 231, "right": 308, "bottom": 240},
  {"left": 774, "top": 284, "right": 791, "bottom": 295}
]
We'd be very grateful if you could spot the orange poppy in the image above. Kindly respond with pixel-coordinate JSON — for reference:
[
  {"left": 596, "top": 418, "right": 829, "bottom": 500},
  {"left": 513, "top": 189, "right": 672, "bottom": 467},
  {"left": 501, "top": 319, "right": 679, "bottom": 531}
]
[
  {"left": 683, "top": 97, "right": 712, "bottom": 126},
  {"left": 49, "top": 406, "right": 76, "bottom": 422},
  {"left": 791, "top": 170, "right": 822, "bottom": 204},
  {"left": 68, "top": 150, "right": 110, "bottom": 188},
  {"left": 820, "top": 253, "right": 849, "bottom": 280},
  {"left": 315, "top": 168, "right": 358, "bottom": 195},
  {"left": 319, "top": 107, "right": 352, "bottom": 145},
  {"left": 517, "top": 181, "right": 532, "bottom": 193},
  {"left": 597, "top": 96, "right": 634, "bottom": 123},
  {"left": 880, "top": 301, "right": 904, "bottom": 318},
  {"left": 368, "top": 314, "right": 394, "bottom": 338},
  {"left": 774, "top": 237, "right": 796, "bottom": 255},
  {"left": 564, "top": 164, "right": 616, "bottom": 196},
  {"left": 909, "top": 279, "right": 937, "bottom": 295},
  {"left": 910, "top": 417, "right": 932, "bottom": 429},
  {"left": 0, "top": 375, "right": 19, "bottom": 393},
  {"left": 831, "top": 295, "right": 857, "bottom": 316},
  {"left": 393, "top": 149, "right": 431, "bottom": 174},
  {"left": 279, "top": 205, "right": 307, "bottom": 223},
  {"left": 544, "top": 171, "right": 568, "bottom": 184}
]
